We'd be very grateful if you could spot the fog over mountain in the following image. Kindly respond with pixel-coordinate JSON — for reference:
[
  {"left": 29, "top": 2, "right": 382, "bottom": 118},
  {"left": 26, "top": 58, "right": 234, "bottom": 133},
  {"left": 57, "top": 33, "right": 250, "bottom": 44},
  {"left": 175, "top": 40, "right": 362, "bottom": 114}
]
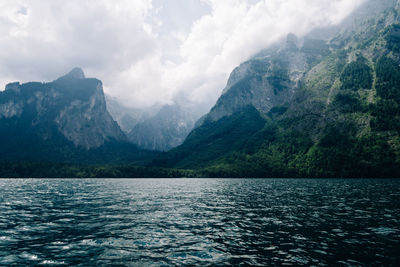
[
  {"left": 151, "top": 0, "right": 400, "bottom": 177},
  {"left": 0, "top": 0, "right": 364, "bottom": 110}
]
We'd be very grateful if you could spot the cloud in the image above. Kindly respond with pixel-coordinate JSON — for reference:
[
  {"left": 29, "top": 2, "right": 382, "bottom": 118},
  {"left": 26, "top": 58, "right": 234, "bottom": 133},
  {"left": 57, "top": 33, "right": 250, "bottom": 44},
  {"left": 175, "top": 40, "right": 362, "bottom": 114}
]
[
  {"left": 169, "top": 0, "right": 366, "bottom": 105},
  {"left": 0, "top": 0, "right": 155, "bottom": 89},
  {"left": 0, "top": 0, "right": 365, "bottom": 109}
]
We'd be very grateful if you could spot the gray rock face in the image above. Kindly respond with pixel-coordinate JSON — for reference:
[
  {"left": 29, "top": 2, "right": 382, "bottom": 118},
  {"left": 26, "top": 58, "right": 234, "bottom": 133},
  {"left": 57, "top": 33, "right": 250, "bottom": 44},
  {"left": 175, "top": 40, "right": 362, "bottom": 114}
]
[
  {"left": 105, "top": 95, "right": 151, "bottom": 133},
  {"left": 0, "top": 100, "right": 23, "bottom": 118},
  {"left": 54, "top": 82, "right": 126, "bottom": 149},
  {"left": 201, "top": 33, "right": 311, "bottom": 125},
  {"left": 0, "top": 68, "right": 126, "bottom": 149},
  {"left": 106, "top": 94, "right": 209, "bottom": 151},
  {"left": 196, "top": 0, "right": 396, "bottom": 129},
  {"left": 5, "top": 82, "right": 21, "bottom": 92},
  {"left": 65, "top": 67, "right": 86, "bottom": 79},
  {"left": 128, "top": 104, "right": 201, "bottom": 151}
]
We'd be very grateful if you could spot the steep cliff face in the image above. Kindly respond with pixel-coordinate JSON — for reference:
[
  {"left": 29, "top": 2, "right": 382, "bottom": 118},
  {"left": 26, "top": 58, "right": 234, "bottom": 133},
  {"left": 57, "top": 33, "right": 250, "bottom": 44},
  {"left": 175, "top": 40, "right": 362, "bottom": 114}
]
[
  {"left": 106, "top": 95, "right": 204, "bottom": 151},
  {"left": 200, "top": 33, "right": 329, "bottom": 125},
  {"left": 105, "top": 94, "right": 150, "bottom": 133},
  {"left": 0, "top": 68, "right": 153, "bottom": 164},
  {"left": 127, "top": 104, "right": 200, "bottom": 151},
  {"left": 53, "top": 69, "right": 126, "bottom": 149},
  {"left": 152, "top": 0, "right": 400, "bottom": 177},
  {"left": 198, "top": 0, "right": 398, "bottom": 128},
  {"left": 0, "top": 68, "right": 125, "bottom": 150}
]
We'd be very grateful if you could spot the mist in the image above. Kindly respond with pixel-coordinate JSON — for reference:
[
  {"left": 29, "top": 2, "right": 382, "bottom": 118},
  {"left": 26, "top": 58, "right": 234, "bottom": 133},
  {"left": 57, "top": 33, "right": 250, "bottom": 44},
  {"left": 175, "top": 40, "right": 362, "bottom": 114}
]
[{"left": 0, "top": 0, "right": 365, "bottom": 109}]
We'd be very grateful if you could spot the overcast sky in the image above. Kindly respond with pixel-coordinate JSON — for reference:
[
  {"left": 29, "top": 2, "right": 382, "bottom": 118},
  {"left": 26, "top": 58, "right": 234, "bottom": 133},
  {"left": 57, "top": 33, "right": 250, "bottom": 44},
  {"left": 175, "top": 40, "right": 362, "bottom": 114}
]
[{"left": 0, "top": 0, "right": 365, "bottom": 108}]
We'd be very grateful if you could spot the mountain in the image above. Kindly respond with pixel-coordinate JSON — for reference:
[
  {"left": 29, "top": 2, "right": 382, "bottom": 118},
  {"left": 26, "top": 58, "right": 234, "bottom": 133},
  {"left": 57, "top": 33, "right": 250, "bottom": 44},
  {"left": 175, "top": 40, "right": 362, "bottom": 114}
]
[
  {"left": 152, "top": 0, "right": 400, "bottom": 178},
  {"left": 0, "top": 68, "right": 157, "bottom": 164},
  {"left": 153, "top": 105, "right": 267, "bottom": 168},
  {"left": 198, "top": 32, "right": 312, "bottom": 124},
  {"left": 105, "top": 94, "right": 147, "bottom": 132},
  {"left": 106, "top": 94, "right": 208, "bottom": 151},
  {"left": 128, "top": 103, "right": 206, "bottom": 151}
]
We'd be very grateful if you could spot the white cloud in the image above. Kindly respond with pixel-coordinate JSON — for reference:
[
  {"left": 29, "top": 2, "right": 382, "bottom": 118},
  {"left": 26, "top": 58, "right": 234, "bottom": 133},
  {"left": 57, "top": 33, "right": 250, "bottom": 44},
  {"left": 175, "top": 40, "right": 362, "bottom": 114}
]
[
  {"left": 0, "top": 0, "right": 365, "bottom": 109},
  {"left": 0, "top": 0, "right": 155, "bottom": 90},
  {"left": 171, "top": 0, "right": 366, "bottom": 105}
]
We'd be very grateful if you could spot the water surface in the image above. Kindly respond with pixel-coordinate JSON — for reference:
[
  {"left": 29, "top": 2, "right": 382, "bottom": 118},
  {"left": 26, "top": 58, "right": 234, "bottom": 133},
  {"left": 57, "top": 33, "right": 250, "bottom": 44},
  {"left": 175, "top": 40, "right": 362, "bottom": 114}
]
[{"left": 0, "top": 178, "right": 399, "bottom": 266}]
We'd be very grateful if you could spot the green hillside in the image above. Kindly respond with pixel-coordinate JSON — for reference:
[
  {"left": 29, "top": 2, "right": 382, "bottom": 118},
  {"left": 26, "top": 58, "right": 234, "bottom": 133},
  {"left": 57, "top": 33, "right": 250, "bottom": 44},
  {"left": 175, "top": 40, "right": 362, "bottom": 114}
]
[{"left": 151, "top": 1, "right": 400, "bottom": 178}]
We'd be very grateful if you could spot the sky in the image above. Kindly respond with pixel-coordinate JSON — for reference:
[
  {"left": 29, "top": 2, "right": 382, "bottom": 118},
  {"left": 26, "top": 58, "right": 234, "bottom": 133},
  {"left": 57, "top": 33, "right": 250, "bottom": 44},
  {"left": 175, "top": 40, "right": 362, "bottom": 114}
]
[{"left": 0, "top": 0, "right": 365, "bottom": 109}]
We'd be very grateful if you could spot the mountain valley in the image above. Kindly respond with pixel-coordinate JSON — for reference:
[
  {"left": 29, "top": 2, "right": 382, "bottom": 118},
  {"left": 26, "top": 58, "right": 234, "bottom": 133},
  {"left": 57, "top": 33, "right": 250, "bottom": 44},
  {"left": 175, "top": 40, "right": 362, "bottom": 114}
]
[{"left": 1, "top": 0, "right": 400, "bottom": 177}]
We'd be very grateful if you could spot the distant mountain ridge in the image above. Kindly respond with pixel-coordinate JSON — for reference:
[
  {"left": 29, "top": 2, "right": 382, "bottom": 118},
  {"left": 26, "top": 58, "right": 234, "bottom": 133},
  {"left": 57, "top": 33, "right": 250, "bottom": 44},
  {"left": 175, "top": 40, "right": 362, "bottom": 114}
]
[
  {"left": 127, "top": 103, "right": 206, "bottom": 151},
  {"left": 106, "top": 96, "right": 208, "bottom": 151},
  {"left": 105, "top": 94, "right": 149, "bottom": 133}
]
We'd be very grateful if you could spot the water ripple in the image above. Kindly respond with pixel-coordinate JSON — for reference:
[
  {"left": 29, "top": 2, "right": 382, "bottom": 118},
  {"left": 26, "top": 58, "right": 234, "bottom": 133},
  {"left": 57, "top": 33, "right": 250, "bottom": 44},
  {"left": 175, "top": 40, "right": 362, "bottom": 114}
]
[{"left": 0, "top": 178, "right": 399, "bottom": 266}]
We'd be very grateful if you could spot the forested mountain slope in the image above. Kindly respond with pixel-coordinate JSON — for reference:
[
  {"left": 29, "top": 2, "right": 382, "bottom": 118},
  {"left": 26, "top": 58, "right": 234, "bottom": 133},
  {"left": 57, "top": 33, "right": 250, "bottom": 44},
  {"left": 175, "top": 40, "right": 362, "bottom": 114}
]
[{"left": 152, "top": 0, "right": 400, "bottom": 178}]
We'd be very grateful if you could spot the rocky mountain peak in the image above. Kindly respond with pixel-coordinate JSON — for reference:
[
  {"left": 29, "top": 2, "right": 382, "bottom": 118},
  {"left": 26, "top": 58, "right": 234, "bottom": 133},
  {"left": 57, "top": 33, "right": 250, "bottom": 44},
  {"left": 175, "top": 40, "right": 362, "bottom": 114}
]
[
  {"left": 64, "top": 67, "right": 85, "bottom": 79},
  {"left": 0, "top": 69, "right": 126, "bottom": 150},
  {"left": 128, "top": 103, "right": 201, "bottom": 151},
  {"left": 5, "top": 82, "right": 21, "bottom": 92}
]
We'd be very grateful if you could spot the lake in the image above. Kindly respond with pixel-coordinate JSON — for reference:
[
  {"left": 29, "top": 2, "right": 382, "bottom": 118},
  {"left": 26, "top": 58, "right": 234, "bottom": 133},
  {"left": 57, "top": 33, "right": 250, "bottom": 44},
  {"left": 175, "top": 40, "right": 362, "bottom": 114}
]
[{"left": 0, "top": 178, "right": 399, "bottom": 266}]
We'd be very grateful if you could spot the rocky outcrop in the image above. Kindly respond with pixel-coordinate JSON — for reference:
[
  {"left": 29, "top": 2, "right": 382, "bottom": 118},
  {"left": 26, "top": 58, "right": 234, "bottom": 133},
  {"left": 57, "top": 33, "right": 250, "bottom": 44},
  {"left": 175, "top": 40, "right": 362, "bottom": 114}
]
[
  {"left": 105, "top": 94, "right": 149, "bottom": 133},
  {"left": 128, "top": 104, "right": 201, "bottom": 151},
  {"left": 0, "top": 100, "right": 23, "bottom": 119},
  {"left": 0, "top": 68, "right": 126, "bottom": 149},
  {"left": 106, "top": 95, "right": 209, "bottom": 151},
  {"left": 200, "top": 33, "right": 310, "bottom": 125},
  {"left": 54, "top": 82, "right": 125, "bottom": 149}
]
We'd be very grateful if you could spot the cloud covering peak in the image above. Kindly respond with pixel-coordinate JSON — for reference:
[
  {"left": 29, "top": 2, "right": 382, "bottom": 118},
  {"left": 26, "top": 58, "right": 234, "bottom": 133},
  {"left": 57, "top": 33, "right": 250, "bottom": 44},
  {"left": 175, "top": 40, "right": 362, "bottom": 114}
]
[{"left": 0, "top": 0, "right": 365, "bottom": 108}]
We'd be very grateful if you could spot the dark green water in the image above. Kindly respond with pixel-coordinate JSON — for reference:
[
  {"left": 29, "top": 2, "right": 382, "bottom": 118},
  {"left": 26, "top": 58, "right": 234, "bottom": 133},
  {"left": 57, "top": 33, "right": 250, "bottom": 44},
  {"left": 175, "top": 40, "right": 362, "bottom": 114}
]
[{"left": 0, "top": 179, "right": 399, "bottom": 266}]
